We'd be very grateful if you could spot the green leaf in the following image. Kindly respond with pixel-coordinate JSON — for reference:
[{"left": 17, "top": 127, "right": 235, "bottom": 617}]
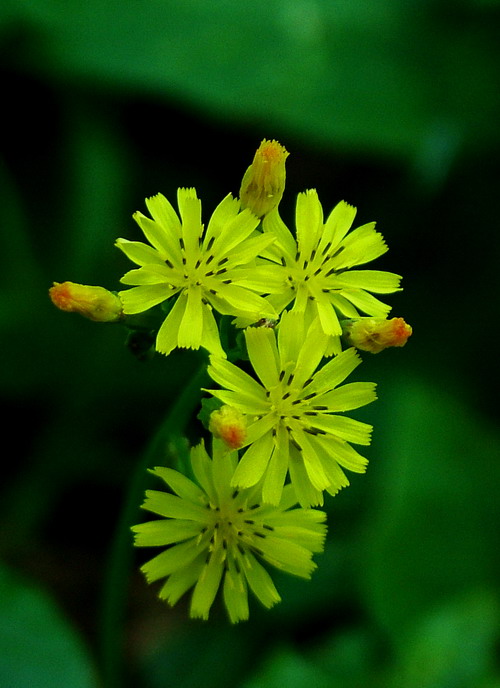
[
  {"left": 14, "top": 0, "right": 500, "bottom": 160},
  {"left": 358, "top": 378, "right": 500, "bottom": 640},
  {"left": 0, "top": 563, "right": 98, "bottom": 688},
  {"left": 391, "top": 588, "right": 499, "bottom": 688},
  {"left": 242, "top": 644, "right": 332, "bottom": 688}
]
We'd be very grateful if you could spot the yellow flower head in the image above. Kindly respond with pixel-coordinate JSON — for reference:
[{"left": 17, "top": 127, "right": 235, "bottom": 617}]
[
  {"left": 262, "top": 189, "right": 402, "bottom": 352},
  {"left": 132, "top": 439, "right": 326, "bottom": 623},
  {"left": 206, "top": 311, "right": 377, "bottom": 507},
  {"left": 239, "top": 139, "right": 289, "bottom": 218},
  {"left": 116, "top": 189, "right": 278, "bottom": 358},
  {"left": 342, "top": 317, "right": 413, "bottom": 353},
  {"left": 49, "top": 281, "right": 123, "bottom": 323}
]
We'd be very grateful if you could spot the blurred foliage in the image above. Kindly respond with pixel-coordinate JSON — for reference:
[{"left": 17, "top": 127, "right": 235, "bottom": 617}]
[{"left": 1, "top": 0, "right": 499, "bottom": 686}]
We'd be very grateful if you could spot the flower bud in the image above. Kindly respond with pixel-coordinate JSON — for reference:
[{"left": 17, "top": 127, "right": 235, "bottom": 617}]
[
  {"left": 342, "top": 317, "right": 412, "bottom": 354},
  {"left": 49, "top": 281, "right": 123, "bottom": 323},
  {"left": 209, "top": 405, "right": 247, "bottom": 450},
  {"left": 239, "top": 139, "right": 289, "bottom": 218}
]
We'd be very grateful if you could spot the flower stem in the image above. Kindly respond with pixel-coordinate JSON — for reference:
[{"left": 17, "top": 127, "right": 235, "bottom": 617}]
[{"left": 98, "top": 359, "right": 209, "bottom": 688}]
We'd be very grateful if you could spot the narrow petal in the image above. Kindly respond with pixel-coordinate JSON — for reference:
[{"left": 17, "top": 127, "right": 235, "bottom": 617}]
[
  {"left": 133, "top": 520, "right": 203, "bottom": 547},
  {"left": 141, "top": 539, "right": 202, "bottom": 582},
  {"left": 133, "top": 211, "right": 180, "bottom": 260},
  {"left": 342, "top": 289, "right": 392, "bottom": 317},
  {"left": 310, "top": 415, "right": 373, "bottom": 445},
  {"left": 331, "top": 270, "right": 402, "bottom": 293},
  {"left": 223, "top": 564, "right": 249, "bottom": 623},
  {"left": 304, "top": 347, "right": 361, "bottom": 396},
  {"left": 207, "top": 356, "right": 265, "bottom": 401},
  {"left": 289, "top": 452, "right": 324, "bottom": 508},
  {"left": 316, "top": 381, "right": 377, "bottom": 411},
  {"left": 119, "top": 265, "right": 172, "bottom": 286},
  {"left": 241, "top": 554, "right": 281, "bottom": 608},
  {"left": 262, "top": 207, "right": 297, "bottom": 260},
  {"left": 232, "top": 432, "right": 274, "bottom": 488},
  {"left": 319, "top": 200, "right": 357, "bottom": 250},
  {"left": 295, "top": 190, "right": 323, "bottom": 259},
  {"left": 190, "top": 550, "right": 225, "bottom": 620},
  {"left": 337, "top": 223, "right": 387, "bottom": 267},
  {"left": 178, "top": 189, "right": 202, "bottom": 258},
  {"left": 200, "top": 304, "right": 226, "bottom": 358},
  {"left": 115, "top": 238, "right": 166, "bottom": 267},
  {"left": 145, "top": 193, "right": 181, "bottom": 237},
  {"left": 245, "top": 327, "right": 279, "bottom": 389},
  {"left": 177, "top": 285, "right": 203, "bottom": 350},
  {"left": 293, "top": 430, "right": 331, "bottom": 491},
  {"left": 155, "top": 293, "right": 187, "bottom": 355},
  {"left": 316, "top": 434, "right": 369, "bottom": 473},
  {"left": 159, "top": 554, "right": 205, "bottom": 605},
  {"left": 151, "top": 466, "right": 206, "bottom": 502},
  {"left": 204, "top": 193, "right": 241, "bottom": 247},
  {"left": 141, "top": 490, "right": 208, "bottom": 520},
  {"left": 262, "top": 426, "right": 289, "bottom": 505},
  {"left": 119, "top": 285, "right": 170, "bottom": 314}
]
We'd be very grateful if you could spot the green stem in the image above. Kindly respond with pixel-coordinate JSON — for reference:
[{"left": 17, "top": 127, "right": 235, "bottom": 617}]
[{"left": 98, "top": 360, "right": 209, "bottom": 688}]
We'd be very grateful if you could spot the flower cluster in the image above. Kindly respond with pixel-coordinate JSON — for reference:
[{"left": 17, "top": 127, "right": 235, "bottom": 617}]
[{"left": 50, "top": 139, "right": 411, "bottom": 622}]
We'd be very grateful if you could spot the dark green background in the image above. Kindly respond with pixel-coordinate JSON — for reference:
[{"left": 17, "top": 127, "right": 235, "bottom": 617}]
[{"left": 1, "top": 1, "right": 499, "bottom": 686}]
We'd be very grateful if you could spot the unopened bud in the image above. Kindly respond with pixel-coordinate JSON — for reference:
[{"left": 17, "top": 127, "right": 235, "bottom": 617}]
[
  {"left": 49, "top": 281, "right": 123, "bottom": 323},
  {"left": 342, "top": 317, "right": 412, "bottom": 354},
  {"left": 209, "top": 406, "right": 247, "bottom": 450},
  {"left": 239, "top": 139, "right": 289, "bottom": 218}
]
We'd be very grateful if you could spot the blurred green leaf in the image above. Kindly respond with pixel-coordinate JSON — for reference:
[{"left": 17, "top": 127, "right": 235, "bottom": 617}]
[
  {"left": 10, "top": 0, "right": 499, "bottom": 162},
  {"left": 242, "top": 644, "right": 332, "bottom": 688},
  {"left": 391, "top": 588, "right": 499, "bottom": 688},
  {"left": 0, "top": 563, "right": 98, "bottom": 688},
  {"left": 358, "top": 378, "right": 500, "bottom": 640},
  {"left": 137, "top": 622, "right": 255, "bottom": 688}
]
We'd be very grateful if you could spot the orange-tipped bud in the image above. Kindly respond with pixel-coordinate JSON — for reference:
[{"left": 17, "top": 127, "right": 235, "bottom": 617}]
[
  {"left": 342, "top": 317, "right": 412, "bottom": 354},
  {"left": 49, "top": 281, "right": 123, "bottom": 323},
  {"left": 209, "top": 406, "right": 247, "bottom": 450},
  {"left": 239, "top": 139, "right": 289, "bottom": 218}
]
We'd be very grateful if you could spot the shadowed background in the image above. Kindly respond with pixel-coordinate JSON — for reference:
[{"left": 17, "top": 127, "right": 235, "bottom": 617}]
[{"left": 1, "top": 1, "right": 499, "bottom": 687}]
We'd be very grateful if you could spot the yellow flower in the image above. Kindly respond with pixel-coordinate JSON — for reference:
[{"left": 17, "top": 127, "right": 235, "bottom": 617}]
[
  {"left": 132, "top": 439, "right": 326, "bottom": 623},
  {"left": 49, "top": 282, "right": 123, "bottom": 322},
  {"left": 262, "top": 190, "right": 402, "bottom": 353},
  {"left": 116, "top": 189, "right": 277, "bottom": 357},
  {"left": 239, "top": 139, "right": 289, "bottom": 218},
  {"left": 206, "top": 311, "right": 377, "bottom": 507}
]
